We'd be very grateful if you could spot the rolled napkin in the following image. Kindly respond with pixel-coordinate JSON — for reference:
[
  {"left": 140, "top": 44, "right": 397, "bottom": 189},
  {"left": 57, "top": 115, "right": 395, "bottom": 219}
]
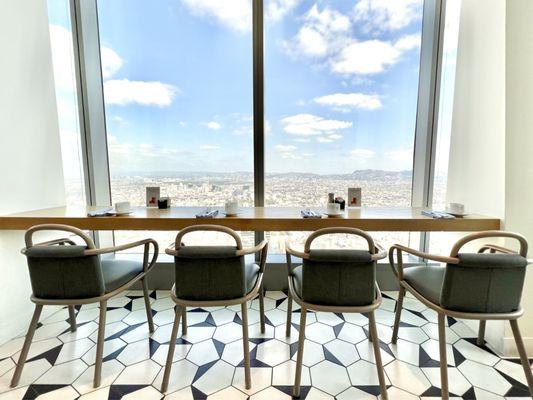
[
  {"left": 422, "top": 210, "right": 455, "bottom": 219},
  {"left": 195, "top": 210, "right": 219, "bottom": 218},
  {"left": 301, "top": 210, "right": 322, "bottom": 219}
]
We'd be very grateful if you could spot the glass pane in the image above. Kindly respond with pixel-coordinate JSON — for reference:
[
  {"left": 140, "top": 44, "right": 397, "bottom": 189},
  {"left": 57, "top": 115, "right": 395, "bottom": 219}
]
[
  {"left": 264, "top": 0, "right": 424, "bottom": 252},
  {"left": 97, "top": 0, "right": 254, "bottom": 249},
  {"left": 47, "top": 1, "right": 86, "bottom": 206},
  {"left": 430, "top": 0, "right": 462, "bottom": 255}
]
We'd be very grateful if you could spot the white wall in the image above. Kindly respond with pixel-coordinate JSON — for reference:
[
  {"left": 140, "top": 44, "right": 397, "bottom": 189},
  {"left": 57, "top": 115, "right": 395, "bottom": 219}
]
[
  {"left": 504, "top": 0, "right": 533, "bottom": 356},
  {"left": 445, "top": 0, "right": 507, "bottom": 352},
  {"left": 0, "top": 0, "right": 66, "bottom": 343}
]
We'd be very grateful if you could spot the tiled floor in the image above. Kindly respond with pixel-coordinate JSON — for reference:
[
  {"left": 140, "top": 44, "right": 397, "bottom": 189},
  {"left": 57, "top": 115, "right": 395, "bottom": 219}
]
[{"left": 0, "top": 290, "right": 531, "bottom": 399}]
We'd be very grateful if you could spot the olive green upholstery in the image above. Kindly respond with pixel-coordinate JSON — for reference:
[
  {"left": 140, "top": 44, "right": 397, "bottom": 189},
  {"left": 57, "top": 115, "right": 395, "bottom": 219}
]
[
  {"left": 25, "top": 245, "right": 146, "bottom": 299},
  {"left": 403, "top": 253, "right": 528, "bottom": 313},
  {"left": 403, "top": 265, "right": 445, "bottom": 305},
  {"left": 441, "top": 253, "right": 528, "bottom": 313},
  {"left": 174, "top": 246, "right": 260, "bottom": 301},
  {"left": 291, "top": 249, "right": 375, "bottom": 306}
]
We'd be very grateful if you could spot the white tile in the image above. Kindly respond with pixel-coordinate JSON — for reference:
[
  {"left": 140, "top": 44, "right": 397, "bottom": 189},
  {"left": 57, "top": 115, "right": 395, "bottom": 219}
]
[
  {"left": 458, "top": 360, "right": 511, "bottom": 396},
  {"left": 277, "top": 298, "right": 299, "bottom": 312},
  {"left": 403, "top": 296, "right": 428, "bottom": 313},
  {"left": 305, "top": 323, "right": 335, "bottom": 344},
  {"left": 356, "top": 340, "right": 394, "bottom": 366},
  {"left": 400, "top": 310, "right": 428, "bottom": 327},
  {"left": 336, "top": 387, "right": 377, "bottom": 400},
  {"left": 13, "top": 338, "right": 62, "bottom": 361},
  {"left": 151, "top": 297, "right": 176, "bottom": 312},
  {"left": 208, "top": 386, "right": 248, "bottom": 400},
  {"left": 449, "top": 321, "right": 477, "bottom": 339},
  {"left": 389, "top": 339, "right": 420, "bottom": 366},
  {"left": 265, "top": 291, "right": 286, "bottom": 301},
  {"left": 37, "top": 385, "right": 80, "bottom": 399},
  {"left": 495, "top": 358, "right": 530, "bottom": 386},
  {"left": 337, "top": 323, "right": 369, "bottom": 344},
  {"left": 35, "top": 359, "right": 87, "bottom": 384},
  {"left": 122, "top": 386, "right": 163, "bottom": 400},
  {"left": 152, "top": 309, "right": 176, "bottom": 326},
  {"left": 193, "top": 360, "right": 234, "bottom": 395},
  {"left": 310, "top": 360, "right": 351, "bottom": 396},
  {"left": 422, "top": 323, "right": 460, "bottom": 344},
  {"left": 116, "top": 340, "right": 152, "bottom": 366},
  {"left": 0, "top": 359, "right": 15, "bottom": 377},
  {"left": 104, "top": 308, "right": 130, "bottom": 324},
  {"left": 153, "top": 359, "right": 197, "bottom": 394},
  {"left": 343, "top": 313, "right": 368, "bottom": 326},
  {"left": 422, "top": 366, "right": 471, "bottom": 396},
  {"left": 371, "top": 323, "right": 393, "bottom": 344},
  {"left": 221, "top": 340, "right": 256, "bottom": 366},
  {"left": 248, "top": 323, "right": 275, "bottom": 339},
  {"left": 213, "top": 323, "right": 242, "bottom": 344},
  {"left": 274, "top": 324, "right": 298, "bottom": 344},
  {"left": 41, "top": 307, "right": 70, "bottom": 325},
  {"left": 122, "top": 309, "right": 151, "bottom": 326},
  {"left": 384, "top": 386, "right": 419, "bottom": 399},
  {"left": 304, "top": 387, "right": 334, "bottom": 400},
  {"left": 55, "top": 338, "right": 95, "bottom": 364},
  {"left": 106, "top": 296, "right": 130, "bottom": 308},
  {"left": 397, "top": 326, "right": 429, "bottom": 345},
  {"left": 72, "top": 360, "right": 124, "bottom": 395},
  {"left": 291, "top": 339, "right": 325, "bottom": 367},
  {"left": 114, "top": 359, "right": 161, "bottom": 385},
  {"left": 380, "top": 297, "right": 397, "bottom": 312},
  {"left": 374, "top": 309, "right": 395, "bottom": 326},
  {"left": 233, "top": 366, "right": 272, "bottom": 395},
  {"left": 384, "top": 360, "right": 431, "bottom": 395},
  {"left": 210, "top": 309, "right": 236, "bottom": 326},
  {"left": 77, "top": 386, "right": 110, "bottom": 399},
  {"left": 187, "top": 340, "right": 219, "bottom": 366},
  {"left": 264, "top": 309, "right": 288, "bottom": 327},
  {"left": 238, "top": 309, "right": 262, "bottom": 325},
  {"left": 0, "top": 359, "right": 51, "bottom": 390},
  {"left": 120, "top": 323, "right": 151, "bottom": 343},
  {"left": 454, "top": 339, "right": 499, "bottom": 366},
  {"left": 315, "top": 312, "right": 344, "bottom": 326},
  {"left": 152, "top": 344, "right": 191, "bottom": 366},
  {"left": 272, "top": 360, "right": 310, "bottom": 386},
  {"left": 88, "top": 321, "right": 127, "bottom": 341},
  {"left": 75, "top": 308, "right": 100, "bottom": 324},
  {"left": 164, "top": 387, "right": 194, "bottom": 400},
  {"left": 182, "top": 326, "right": 217, "bottom": 344},
  {"left": 347, "top": 359, "right": 390, "bottom": 386},
  {"left": 255, "top": 340, "right": 291, "bottom": 367},
  {"left": 155, "top": 290, "right": 171, "bottom": 299},
  {"left": 473, "top": 387, "right": 504, "bottom": 399},
  {"left": 324, "top": 339, "right": 359, "bottom": 366},
  {"left": 251, "top": 297, "right": 276, "bottom": 312},
  {"left": 250, "top": 386, "right": 291, "bottom": 400},
  {"left": 81, "top": 338, "right": 126, "bottom": 365},
  {"left": 420, "top": 339, "right": 455, "bottom": 366},
  {"left": 59, "top": 322, "right": 99, "bottom": 343},
  {"left": 0, "top": 338, "right": 24, "bottom": 359},
  {"left": 184, "top": 311, "right": 210, "bottom": 326},
  {"left": 0, "top": 387, "right": 27, "bottom": 399},
  {"left": 130, "top": 296, "right": 154, "bottom": 312}
]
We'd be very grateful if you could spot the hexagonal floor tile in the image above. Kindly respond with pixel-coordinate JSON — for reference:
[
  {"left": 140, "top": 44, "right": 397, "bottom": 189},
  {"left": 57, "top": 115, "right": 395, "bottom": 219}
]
[
  {"left": 187, "top": 340, "right": 220, "bottom": 366},
  {"left": 255, "top": 340, "right": 291, "bottom": 367},
  {"left": 458, "top": 360, "right": 511, "bottom": 396},
  {"left": 304, "top": 323, "right": 335, "bottom": 344},
  {"left": 384, "top": 360, "right": 431, "bottom": 395},
  {"left": 194, "top": 360, "right": 235, "bottom": 395},
  {"left": 347, "top": 359, "right": 391, "bottom": 386},
  {"left": 153, "top": 359, "right": 198, "bottom": 394},
  {"left": 323, "top": 339, "right": 359, "bottom": 366},
  {"left": 114, "top": 359, "right": 161, "bottom": 384},
  {"left": 213, "top": 323, "right": 242, "bottom": 344},
  {"left": 73, "top": 360, "right": 124, "bottom": 395},
  {"left": 291, "top": 339, "right": 325, "bottom": 367},
  {"left": 337, "top": 323, "right": 366, "bottom": 344},
  {"left": 221, "top": 339, "right": 256, "bottom": 366},
  {"left": 310, "top": 360, "right": 351, "bottom": 396},
  {"left": 233, "top": 367, "right": 272, "bottom": 395},
  {"left": 152, "top": 343, "right": 191, "bottom": 366},
  {"left": 272, "top": 360, "right": 310, "bottom": 386}
]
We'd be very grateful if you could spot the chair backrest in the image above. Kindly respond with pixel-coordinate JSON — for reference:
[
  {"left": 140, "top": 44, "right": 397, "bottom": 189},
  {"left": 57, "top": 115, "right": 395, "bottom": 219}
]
[
  {"left": 300, "top": 228, "right": 379, "bottom": 306},
  {"left": 441, "top": 231, "right": 529, "bottom": 313},
  {"left": 23, "top": 224, "right": 105, "bottom": 300},
  {"left": 171, "top": 225, "right": 248, "bottom": 301}
]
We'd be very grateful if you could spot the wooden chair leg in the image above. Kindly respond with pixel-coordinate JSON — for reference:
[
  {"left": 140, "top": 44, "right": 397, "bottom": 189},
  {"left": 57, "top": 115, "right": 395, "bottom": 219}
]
[
  {"left": 391, "top": 286, "right": 405, "bottom": 344},
  {"left": 293, "top": 307, "right": 307, "bottom": 398},
  {"left": 510, "top": 319, "right": 533, "bottom": 397},
  {"left": 241, "top": 302, "right": 251, "bottom": 389},
  {"left": 259, "top": 285, "right": 266, "bottom": 334},
  {"left": 438, "top": 313, "right": 449, "bottom": 400},
  {"left": 285, "top": 293, "right": 293, "bottom": 337},
  {"left": 93, "top": 300, "right": 107, "bottom": 388},
  {"left": 369, "top": 311, "right": 388, "bottom": 400},
  {"left": 161, "top": 306, "right": 182, "bottom": 393},
  {"left": 141, "top": 278, "right": 154, "bottom": 333},
  {"left": 181, "top": 306, "right": 187, "bottom": 335},
  {"left": 10, "top": 305, "right": 43, "bottom": 387},
  {"left": 68, "top": 305, "right": 77, "bottom": 332},
  {"left": 477, "top": 320, "right": 486, "bottom": 345}
]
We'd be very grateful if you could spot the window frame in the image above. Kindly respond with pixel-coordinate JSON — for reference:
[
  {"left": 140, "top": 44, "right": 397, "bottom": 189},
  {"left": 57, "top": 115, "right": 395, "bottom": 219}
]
[{"left": 68, "top": 0, "right": 450, "bottom": 251}]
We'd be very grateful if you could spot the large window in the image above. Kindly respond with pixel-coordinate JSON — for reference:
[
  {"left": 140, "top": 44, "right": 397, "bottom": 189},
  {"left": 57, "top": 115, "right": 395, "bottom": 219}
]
[
  {"left": 97, "top": 0, "right": 254, "bottom": 247},
  {"left": 47, "top": 0, "right": 86, "bottom": 206},
  {"left": 264, "top": 0, "right": 424, "bottom": 252}
]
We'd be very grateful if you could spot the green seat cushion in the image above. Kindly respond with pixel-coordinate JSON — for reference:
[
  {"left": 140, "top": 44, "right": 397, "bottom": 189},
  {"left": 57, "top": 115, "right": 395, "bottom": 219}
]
[
  {"left": 101, "top": 259, "right": 144, "bottom": 293},
  {"left": 403, "top": 265, "right": 445, "bottom": 305},
  {"left": 245, "top": 263, "right": 261, "bottom": 294},
  {"left": 291, "top": 265, "right": 303, "bottom": 298}
]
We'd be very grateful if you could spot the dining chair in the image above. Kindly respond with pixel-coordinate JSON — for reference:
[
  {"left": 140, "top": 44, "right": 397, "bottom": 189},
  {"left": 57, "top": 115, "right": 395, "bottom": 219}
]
[
  {"left": 11, "top": 224, "right": 158, "bottom": 388},
  {"left": 389, "top": 231, "right": 533, "bottom": 399},
  {"left": 285, "top": 227, "right": 389, "bottom": 399},
  {"left": 160, "top": 225, "right": 268, "bottom": 393}
]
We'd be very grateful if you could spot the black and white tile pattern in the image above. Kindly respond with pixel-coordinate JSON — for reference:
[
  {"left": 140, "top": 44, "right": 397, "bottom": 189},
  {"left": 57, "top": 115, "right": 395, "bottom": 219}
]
[{"left": 0, "top": 290, "right": 531, "bottom": 399}]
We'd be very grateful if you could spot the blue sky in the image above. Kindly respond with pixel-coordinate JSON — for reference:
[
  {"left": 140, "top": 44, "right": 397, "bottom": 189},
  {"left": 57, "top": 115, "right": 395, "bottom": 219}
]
[{"left": 48, "top": 0, "right": 424, "bottom": 175}]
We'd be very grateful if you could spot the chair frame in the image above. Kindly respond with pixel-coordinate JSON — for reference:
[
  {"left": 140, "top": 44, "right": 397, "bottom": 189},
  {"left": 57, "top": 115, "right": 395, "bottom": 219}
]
[
  {"left": 389, "top": 230, "right": 533, "bottom": 399},
  {"left": 285, "top": 227, "right": 389, "bottom": 399},
  {"left": 11, "top": 224, "right": 158, "bottom": 388},
  {"left": 161, "top": 225, "right": 268, "bottom": 393}
]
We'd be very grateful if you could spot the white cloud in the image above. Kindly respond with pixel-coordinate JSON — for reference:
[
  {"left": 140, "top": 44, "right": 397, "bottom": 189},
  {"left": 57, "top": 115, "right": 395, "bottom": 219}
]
[
  {"left": 350, "top": 148, "right": 376, "bottom": 159},
  {"left": 314, "top": 92, "right": 382, "bottom": 111},
  {"left": 204, "top": 121, "right": 222, "bottom": 130},
  {"left": 316, "top": 133, "right": 343, "bottom": 143},
  {"left": 331, "top": 35, "right": 420, "bottom": 75},
  {"left": 276, "top": 144, "right": 297, "bottom": 152},
  {"left": 353, "top": 0, "right": 423, "bottom": 33},
  {"left": 100, "top": 46, "right": 123, "bottom": 79},
  {"left": 281, "top": 113, "right": 352, "bottom": 136},
  {"left": 200, "top": 145, "right": 221, "bottom": 150},
  {"left": 328, "top": 134, "right": 343, "bottom": 140},
  {"left": 181, "top": 0, "right": 252, "bottom": 33},
  {"left": 385, "top": 148, "right": 413, "bottom": 162},
  {"left": 266, "top": 0, "right": 302, "bottom": 22},
  {"left": 103, "top": 79, "right": 179, "bottom": 107}
]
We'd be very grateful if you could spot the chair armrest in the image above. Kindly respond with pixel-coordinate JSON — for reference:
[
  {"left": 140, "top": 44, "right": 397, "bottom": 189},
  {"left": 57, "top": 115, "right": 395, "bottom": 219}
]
[
  {"left": 285, "top": 243, "right": 308, "bottom": 259},
  {"left": 478, "top": 243, "right": 518, "bottom": 255},
  {"left": 21, "top": 238, "right": 77, "bottom": 254},
  {"left": 235, "top": 240, "right": 268, "bottom": 256},
  {"left": 372, "top": 242, "right": 387, "bottom": 261},
  {"left": 85, "top": 238, "right": 158, "bottom": 256}
]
